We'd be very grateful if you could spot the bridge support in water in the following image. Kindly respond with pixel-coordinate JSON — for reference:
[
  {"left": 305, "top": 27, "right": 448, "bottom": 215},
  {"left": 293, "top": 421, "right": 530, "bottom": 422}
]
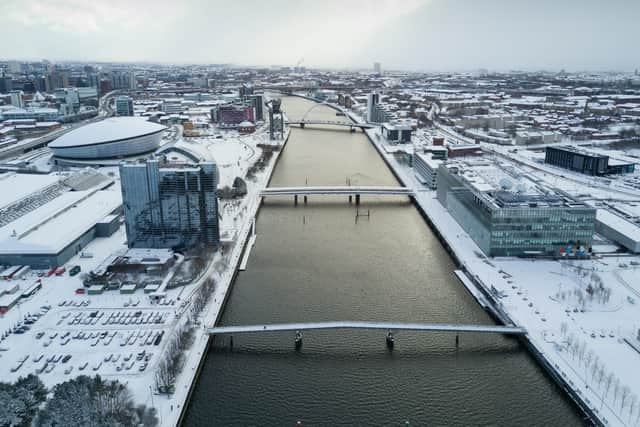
[
  {"left": 355, "top": 194, "right": 360, "bottom": 205},
  {"left": 304, "top": 195, "right": 308, "bottom": 204},
  {"left": 294, "top": 195, "right": 298, "bottom": 206}
]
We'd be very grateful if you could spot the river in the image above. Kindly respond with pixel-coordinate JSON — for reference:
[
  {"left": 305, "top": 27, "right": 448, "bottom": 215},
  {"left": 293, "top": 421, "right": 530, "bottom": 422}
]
[{"left": 182, "top": 96, "right": 584, "bottom": 426}]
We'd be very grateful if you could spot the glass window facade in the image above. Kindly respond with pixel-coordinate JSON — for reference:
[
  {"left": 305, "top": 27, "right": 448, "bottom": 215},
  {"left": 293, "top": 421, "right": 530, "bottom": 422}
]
[
  {"left": 120, "top": 159, "right": 219, "bottom": 250},
  {"left": 437, "top": 164, "right": 595, "bottom": 257}
]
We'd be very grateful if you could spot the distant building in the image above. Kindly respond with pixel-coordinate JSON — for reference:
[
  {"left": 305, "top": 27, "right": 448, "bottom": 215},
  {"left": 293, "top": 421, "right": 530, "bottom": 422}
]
[
  {"left": 238, "top": 121, "right": 256, "bottom": 134},
  {"left": 515, "top": 130, "right": 561, "bottom": 145},
  {"left": 447, "top": 144, "right": 483, "bottom": 158},
  {"left": 111, "top": 72, "right": 135, "bottom": 90},
  {"left": 88, "top": 73, "right": 100, "bottom": 88},
  {"left": 115, "top": 96, "right": 134, "bottom": 116},
  {"left": 545, "top": 146, "right": 635, "bottom": 176},
  {"left": 216, "top": 103, "right": 255, "bottom": 127},
  {"left": 381, "top": 122, "right": 412, "bottom": 143},
  {"left": 120, "top": 158, "right": 219, "bottom": 250},
  {"left": 161, "top": 99, "right": 183, "bottom": 114},
  {"left": 7, "top": 61, "right": 22, "bottom": 74},
  {"left": 436, "top": 160, "right": 595, "bottom": 257},
  {"left": 239, "top": 84, "right": 254, "bottom": 97},
  {"left": 99, "top": 79, "right": 112, "bottom": 95},
  {"left": 244, "top": 94, "right": 264, "bottom": 121},
  {"left": 9, "top": 90, "right": 24, "bottom": 108},
  {"left": 1, "top": 107, "right": 59, "bottom": 122},
  {"left": 413, "top": 153, "right": 442, "bottom": 189},
  {"left": 366, "top": 92, "right": 379, "bottom": 123},
  {"left": 0, "top": 75, "right": 13, "bottom": 93},
  {"left": 54, "top": 88, "right": 80, "bottom": 110},
  {"left": 370, "top": 102, "right": 395, "bottom": 123},
  {"left": 373, "top": 62, "right": 381, "bottom": 75}
]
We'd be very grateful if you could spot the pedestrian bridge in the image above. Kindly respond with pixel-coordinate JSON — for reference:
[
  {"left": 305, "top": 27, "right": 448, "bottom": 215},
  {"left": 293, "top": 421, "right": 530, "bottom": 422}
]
[
  {"left": 287, "top": 119, "right": 374, "bottom": 130},
  {"left": 207, "top": 321, "right": 527, "bottom": 336},
  {"left": 260, "top": 186, "right": 414, "bottom": 197}
]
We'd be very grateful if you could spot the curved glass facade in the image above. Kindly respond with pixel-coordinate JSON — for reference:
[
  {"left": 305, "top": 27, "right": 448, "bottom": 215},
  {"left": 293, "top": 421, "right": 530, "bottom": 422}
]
[{"left": 120, "top": 159, "right": 219, "bottom": 250}]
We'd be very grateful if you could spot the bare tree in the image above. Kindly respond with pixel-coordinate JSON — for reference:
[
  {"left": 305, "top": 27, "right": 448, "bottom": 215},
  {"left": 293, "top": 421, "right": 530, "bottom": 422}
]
[
  {"left": 588, "top": 360, "right": 598, "bottom": 384},
  {"left": 628, "top": 395, "right": 637, "bottom": 422},
  {"left": 584, "top": 350, "right": 594, "bottom": 370},
  {"left": 155, "top": 356, "right": 175, "bottom": 393},
  {"left": 613, "top": 379, "right": 621, "bottom": 406},
  {"left": 621, "top": 386, "right": 631, "bottom": 411},
  {"left": 560, "top": 322, "right": 568, "bottom": 337},
  {"left": 596, "top": 365, "right": 606, "bottom": 388},
  {"left": 577, "top": 341, "right": 587, "bottom": 362},
  {"left": 604, "top": 373, "right": 615, "bottom": 399}
]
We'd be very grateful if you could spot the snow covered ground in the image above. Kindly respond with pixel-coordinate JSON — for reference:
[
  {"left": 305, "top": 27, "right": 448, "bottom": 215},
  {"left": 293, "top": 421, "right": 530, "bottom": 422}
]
[{"left": 0, "top": 119, "right": 287, "bottom": 426}]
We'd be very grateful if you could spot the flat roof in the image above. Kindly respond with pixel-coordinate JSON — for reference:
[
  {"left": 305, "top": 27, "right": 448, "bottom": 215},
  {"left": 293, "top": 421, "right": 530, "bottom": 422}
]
[
  {"left": 0, "top": 173, "right": 61, "bottom": 211},
  {"left": 0, "top": 188, "right": 122, "bottom": 255},
  {"left": 596, "top": 209, "right": 640, "bottom": 243},
  {"left": 415, "top": 152, "right": 443, "bottom": 169},
  {"left": 49, "top": 117, "right": 166, "bottom": 149}
]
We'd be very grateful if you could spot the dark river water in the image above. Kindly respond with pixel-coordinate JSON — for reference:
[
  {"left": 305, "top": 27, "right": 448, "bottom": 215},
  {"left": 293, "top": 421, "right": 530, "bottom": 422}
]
[{"left": 182, "top": 97, "right": 584, "bottom": 426}]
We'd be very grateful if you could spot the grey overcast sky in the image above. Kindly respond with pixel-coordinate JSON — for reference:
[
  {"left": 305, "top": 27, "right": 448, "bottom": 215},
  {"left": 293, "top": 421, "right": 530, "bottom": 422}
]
[{"left": 1, "top": 0, "right": 639, "bottom": 71}]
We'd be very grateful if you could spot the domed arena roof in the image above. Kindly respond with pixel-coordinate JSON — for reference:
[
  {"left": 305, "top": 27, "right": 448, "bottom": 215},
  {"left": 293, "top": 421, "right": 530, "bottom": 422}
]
[{"left": 49, "top": 117, "right": 166, "bottom": 160}]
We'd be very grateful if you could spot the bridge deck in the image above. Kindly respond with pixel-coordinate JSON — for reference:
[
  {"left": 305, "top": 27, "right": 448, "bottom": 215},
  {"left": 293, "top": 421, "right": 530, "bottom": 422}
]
[
  {"left": 260, "top": 186, "right": 414, "bottom": 196},
  {"left": 287, "top": 120, "right": 373, "bottom": 128},
  {"left": 207, "top": 321, "right": 526, "bottom": 336}
]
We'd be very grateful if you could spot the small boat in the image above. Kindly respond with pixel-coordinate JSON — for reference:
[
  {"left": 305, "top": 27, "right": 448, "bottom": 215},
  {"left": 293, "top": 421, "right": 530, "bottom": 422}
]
[
  {"left": 386, "top": 331, "right": 394, "bottom": 349},
  {"left": 295, "top": 331, "right": 302, "bottom": 350}
]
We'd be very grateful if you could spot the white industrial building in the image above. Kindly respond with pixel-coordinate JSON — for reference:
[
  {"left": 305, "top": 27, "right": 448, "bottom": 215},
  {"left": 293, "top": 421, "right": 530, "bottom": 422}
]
[
  {"left": 0, "top": 170, "right": 122, "bottom": 268},
  {"left": 595, "top": 209, "right": 640, "bottom": 253}
]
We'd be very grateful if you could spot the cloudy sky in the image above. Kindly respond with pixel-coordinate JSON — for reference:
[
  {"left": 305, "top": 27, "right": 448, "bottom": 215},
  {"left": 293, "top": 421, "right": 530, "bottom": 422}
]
[{"left": 1, "top": 0, "right": 639, "bottom": 71}]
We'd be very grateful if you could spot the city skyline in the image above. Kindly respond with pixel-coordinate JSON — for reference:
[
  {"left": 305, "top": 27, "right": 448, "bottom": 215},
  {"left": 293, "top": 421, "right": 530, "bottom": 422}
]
[{"left": 1, "top": 0, "right": 639, "bottom": 72}]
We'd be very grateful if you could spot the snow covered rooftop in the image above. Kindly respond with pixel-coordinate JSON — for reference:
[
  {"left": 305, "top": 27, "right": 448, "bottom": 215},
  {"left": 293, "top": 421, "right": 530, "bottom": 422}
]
[
  {"left": 596, "top": 209, "right": 640, "bottom": 243},
  {"left": 49, "top": 117, "right": 166, "bottom": 149},
  {"left": 0, "top": 172, "right": 61, "bottom": 211},
  {"left": 0, "top": 187, "right": 122, "bottom": 255}
]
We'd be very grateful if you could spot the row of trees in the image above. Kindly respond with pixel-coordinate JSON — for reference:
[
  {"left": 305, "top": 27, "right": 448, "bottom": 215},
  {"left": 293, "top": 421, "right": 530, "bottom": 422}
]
[
  {"left": 154, "top": 323, "right": 196, "bottom": 394},
  {"left": 155, "top": 277, "right": 214, "bottom": 394},
  {"left": 246, "top": 146, "right": 275, "bottom": 180},
  {"left": 561, "top": 327, "right": 640, "bottom": 423},
  {"left": 0, "top": 375, "right": 157, "bottom": 427}
]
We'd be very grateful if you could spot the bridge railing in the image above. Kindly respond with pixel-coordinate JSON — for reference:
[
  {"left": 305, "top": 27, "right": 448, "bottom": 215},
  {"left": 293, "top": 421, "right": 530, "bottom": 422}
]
[{"left": 207, "top": 321, "right": 526, "bottom": 336}]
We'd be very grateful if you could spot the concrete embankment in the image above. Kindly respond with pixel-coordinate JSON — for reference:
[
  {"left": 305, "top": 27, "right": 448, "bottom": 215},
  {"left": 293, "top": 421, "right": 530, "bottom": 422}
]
[{"left": 174, "top": 129, "right": 291, "bottom": 427}]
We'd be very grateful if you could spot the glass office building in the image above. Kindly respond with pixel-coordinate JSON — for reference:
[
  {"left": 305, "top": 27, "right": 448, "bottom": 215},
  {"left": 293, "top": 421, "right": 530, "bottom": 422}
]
[
  {"left": 120, "top": 158, "right": 219, "bottom": 250},
  {"left": 437, "top": 162, "right": 595, "bottom": 257}
]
